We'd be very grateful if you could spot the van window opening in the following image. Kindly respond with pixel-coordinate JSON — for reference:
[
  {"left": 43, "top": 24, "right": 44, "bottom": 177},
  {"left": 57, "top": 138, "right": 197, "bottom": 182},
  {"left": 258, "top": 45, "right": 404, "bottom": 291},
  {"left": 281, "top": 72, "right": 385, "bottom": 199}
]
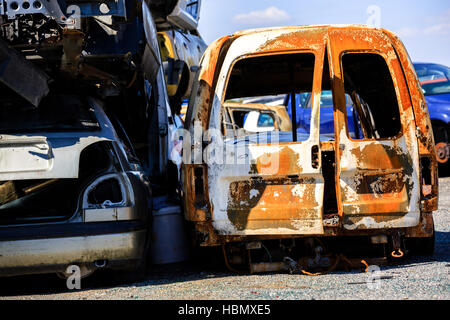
[
  {"left": 223, "top": 53, "right": 315, "bottom": 142},
  {"left": 341, "top": 53, "right": 401, "bottom": 139}
]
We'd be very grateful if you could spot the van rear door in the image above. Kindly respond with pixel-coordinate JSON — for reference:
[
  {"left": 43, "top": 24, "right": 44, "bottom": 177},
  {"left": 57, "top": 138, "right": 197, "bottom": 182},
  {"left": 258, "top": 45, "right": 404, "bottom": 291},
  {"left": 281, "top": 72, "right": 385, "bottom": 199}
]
[
  {"left": 328, "top": 27, "right": 421, "bottom": 230},
  {"left": 205, "top": 29, "right": 329, "bottom": 236}
]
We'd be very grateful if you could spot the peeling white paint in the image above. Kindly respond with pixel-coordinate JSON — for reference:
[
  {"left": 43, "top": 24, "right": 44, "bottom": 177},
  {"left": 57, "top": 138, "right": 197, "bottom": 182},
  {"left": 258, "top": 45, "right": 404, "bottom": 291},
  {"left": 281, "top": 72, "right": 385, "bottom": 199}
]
[
  {"left": 344, "top": 210, "right": 420, "bottom": 230},
  {"left": 292, "top": 183, "right": 307, "bottom": 198},
  {"left": 290, "top": 218, "right": 323, "bottom": 234}
]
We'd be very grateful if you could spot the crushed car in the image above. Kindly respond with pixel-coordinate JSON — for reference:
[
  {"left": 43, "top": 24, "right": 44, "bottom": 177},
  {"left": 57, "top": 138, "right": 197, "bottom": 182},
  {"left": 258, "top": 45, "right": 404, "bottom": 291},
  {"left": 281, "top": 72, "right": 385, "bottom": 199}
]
[
  {"left": 149, "top": 0, "right": 207, "bottom": 184},
  {"left": 181, "top": 25, "right": 439, "bottom": 273},
  {"left": 0, "top": 97, "right": 151, "bottom": 278},
  {"left": 0, "top": 0, "right": 182, "bottom": 278}
]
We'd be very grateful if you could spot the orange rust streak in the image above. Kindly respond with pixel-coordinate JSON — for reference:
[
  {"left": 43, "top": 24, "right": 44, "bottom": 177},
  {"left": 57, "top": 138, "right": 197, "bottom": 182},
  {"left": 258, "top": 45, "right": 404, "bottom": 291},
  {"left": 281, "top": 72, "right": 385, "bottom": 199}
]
[
  {"left": 344, "top": 195, "right": 407, "bottom": 214},
  {"left": 383, "top": 30, "right": 437, "bottom": 157},
  {"left": 255, "top": 28, "right": 327, "bottom": 54},
  {"left": 199, "top": 35, "right": 230, "bottom": 87},
  {"left": 255, "top": 146, "right": 303, "bottom": 175},
  {"left": 349, "top": 145, "right": 403, "bottom": 170}
]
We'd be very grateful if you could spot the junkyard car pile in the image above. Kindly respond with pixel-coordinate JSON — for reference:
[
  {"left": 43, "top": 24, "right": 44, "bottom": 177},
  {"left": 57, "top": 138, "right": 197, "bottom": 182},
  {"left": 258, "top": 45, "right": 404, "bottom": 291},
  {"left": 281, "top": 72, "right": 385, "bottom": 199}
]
[
  {"left": 0, "top": 0, "right": 205, "bottom": 279},
  {"left": 0, "top": 1, "right": 440, "bottom": 279}
]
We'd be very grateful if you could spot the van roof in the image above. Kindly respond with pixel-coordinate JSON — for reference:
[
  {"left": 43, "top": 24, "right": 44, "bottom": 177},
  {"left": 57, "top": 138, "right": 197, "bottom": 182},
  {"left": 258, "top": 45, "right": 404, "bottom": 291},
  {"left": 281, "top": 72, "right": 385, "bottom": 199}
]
[{"left": 231, "top": 24, "right": 383, "bottom": 38}]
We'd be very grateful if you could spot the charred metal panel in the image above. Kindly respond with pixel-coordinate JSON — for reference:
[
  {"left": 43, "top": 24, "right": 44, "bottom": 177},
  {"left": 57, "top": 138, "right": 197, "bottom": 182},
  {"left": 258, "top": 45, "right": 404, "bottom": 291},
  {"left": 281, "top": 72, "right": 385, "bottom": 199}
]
[
  {"left": 2, "top": 0, "right": 127, "bottom": 21},
  {"left": 0, "top": 39, "right": 50, "bottom": 107},
  {"left": 142, "top": 44, "right": 161, "bottom": 83}
]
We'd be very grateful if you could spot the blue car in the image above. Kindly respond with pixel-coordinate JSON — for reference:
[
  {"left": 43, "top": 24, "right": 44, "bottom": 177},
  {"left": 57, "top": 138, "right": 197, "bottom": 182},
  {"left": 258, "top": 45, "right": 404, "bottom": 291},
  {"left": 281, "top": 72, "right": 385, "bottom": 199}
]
[
  {"left": 413, "top": 63, "right": 450, "bottom": 174},
  {"left": 285, "top": 91, "right": 362, "bottom": 141}
]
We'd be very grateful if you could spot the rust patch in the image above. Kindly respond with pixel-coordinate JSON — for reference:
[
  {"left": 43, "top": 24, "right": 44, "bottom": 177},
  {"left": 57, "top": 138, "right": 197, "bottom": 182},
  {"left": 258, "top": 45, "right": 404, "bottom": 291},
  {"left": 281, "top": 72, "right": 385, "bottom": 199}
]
[
  {"left": 257, "top": 28, "right": 326, "bottom": 53},
  {"left": 199, "top": 36, "right": 230, "bottom": 87},
  {"left": 345, "top": 172, "right": 406, "bottom": 197},
  {"left": 349, "top": 144, "right": 404, "bottom": 170},
  {"left": 405, "top": 212, "right": 434, "bottom": 237},
  {"left": 226, "top": 177, "right": 318, "bottom": 231},
  {"left": 349, "top": 143, "right": 414, "bottom": 201},
  {"left": 254, "top": 146, "right": 303, "bottom": 175}
]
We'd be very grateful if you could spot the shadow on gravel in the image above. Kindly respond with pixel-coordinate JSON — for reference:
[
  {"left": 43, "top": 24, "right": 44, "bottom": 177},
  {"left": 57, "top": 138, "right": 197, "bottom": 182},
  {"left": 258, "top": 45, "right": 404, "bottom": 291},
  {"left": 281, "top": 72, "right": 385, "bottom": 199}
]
[
  {"left": 0, "top": 273, "right": 69, "bottom": 297},
  {"left": 437, "top": 162, "right": 450, "bottom": 178},
  {"left": 0, "top": 247, "right": 229, "bottom": 297},
  {"left": 372, "top": 230, "right": 450, "bottom": 273},
  {"left": 0, "top": 231, "right": 448, "bottom": 298}
]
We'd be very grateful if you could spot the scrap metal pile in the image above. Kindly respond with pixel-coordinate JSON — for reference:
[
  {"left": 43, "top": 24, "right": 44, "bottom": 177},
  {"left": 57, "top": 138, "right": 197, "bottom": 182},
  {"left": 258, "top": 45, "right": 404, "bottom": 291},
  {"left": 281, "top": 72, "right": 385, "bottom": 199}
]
[
  {"left": 0, "top": 1, "right": 440, "bottom": 279},
  {"left": 0, "top": 0, "right": 206, "bottom": 278}
]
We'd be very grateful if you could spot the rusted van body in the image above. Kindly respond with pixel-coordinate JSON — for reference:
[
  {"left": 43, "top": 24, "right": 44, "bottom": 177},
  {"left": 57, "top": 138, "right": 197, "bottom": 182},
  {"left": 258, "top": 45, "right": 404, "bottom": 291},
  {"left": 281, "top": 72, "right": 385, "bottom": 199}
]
[{"left": 182, "top": 25, "right": 438, "bottom": 270}]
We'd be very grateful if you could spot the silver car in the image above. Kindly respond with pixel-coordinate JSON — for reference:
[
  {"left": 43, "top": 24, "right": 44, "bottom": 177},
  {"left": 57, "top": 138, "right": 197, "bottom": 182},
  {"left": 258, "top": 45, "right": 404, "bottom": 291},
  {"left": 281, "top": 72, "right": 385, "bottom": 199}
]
[{"left": 0, "top": 96, "right": 151, "bottom": 278}]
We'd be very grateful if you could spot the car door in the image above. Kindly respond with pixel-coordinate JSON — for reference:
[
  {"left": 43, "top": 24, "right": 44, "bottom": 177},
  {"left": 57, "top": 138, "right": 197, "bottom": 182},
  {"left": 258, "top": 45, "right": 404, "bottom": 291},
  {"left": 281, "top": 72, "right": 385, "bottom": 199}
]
[
  {"left": 328, "top": 27, "right": 421, "bottom": 230},
  {"left": 205, "top": 29, "right": 328, "bottom": 236}
]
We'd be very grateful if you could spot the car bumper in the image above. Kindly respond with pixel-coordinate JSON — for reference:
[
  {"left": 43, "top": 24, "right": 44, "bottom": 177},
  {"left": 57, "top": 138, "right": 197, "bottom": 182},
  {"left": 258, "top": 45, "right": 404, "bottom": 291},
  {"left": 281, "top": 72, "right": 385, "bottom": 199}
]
[{"left": 0, "top": 221, "right": 148, "bottom": 277}]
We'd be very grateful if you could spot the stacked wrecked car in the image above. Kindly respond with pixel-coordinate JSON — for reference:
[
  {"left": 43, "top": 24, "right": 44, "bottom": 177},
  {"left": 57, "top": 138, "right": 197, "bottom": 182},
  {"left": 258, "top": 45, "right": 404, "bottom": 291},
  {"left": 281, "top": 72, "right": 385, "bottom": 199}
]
[
  {"left": 0, "top": 2, "right": 440, "bottom": 278},
  {"left": 0, "top": 0, "right": 205, "bottom": 278}
]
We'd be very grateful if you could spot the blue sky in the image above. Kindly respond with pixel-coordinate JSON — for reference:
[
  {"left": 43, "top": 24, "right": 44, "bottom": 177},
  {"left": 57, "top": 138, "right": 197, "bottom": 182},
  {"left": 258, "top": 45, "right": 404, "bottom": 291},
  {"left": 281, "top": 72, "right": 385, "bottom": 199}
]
[{"left": 197, "top": 0, "right": 450, "bottom": 66}]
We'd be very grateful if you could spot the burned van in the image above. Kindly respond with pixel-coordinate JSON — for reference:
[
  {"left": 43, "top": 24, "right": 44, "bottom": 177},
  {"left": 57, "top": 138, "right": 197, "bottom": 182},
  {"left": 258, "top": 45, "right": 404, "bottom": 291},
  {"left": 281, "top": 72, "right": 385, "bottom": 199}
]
[{"left": 182, "top": 25, "right": 438, "bottom": 273}]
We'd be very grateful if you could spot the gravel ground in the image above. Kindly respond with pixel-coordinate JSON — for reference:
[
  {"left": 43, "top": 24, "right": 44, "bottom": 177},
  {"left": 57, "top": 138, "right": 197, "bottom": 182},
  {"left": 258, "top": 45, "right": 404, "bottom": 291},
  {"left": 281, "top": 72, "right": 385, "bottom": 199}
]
[{"left": 0, "top": 178, "right": 449, "bottom": 300}]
